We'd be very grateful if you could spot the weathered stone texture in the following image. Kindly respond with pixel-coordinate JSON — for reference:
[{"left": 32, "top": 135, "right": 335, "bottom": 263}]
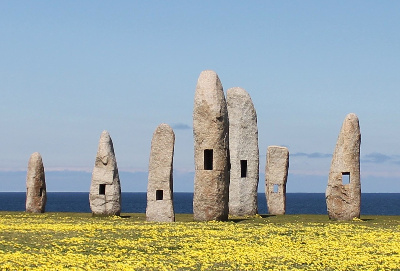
[
  {"left": 326, "top": 113, "right": 361, "bottom": 220},
  {"left": 146, "top": 123, "right": 175, "bottom": 222},
  {"left": 193, "top": 70, "right": 230, "bottom": 221},
  {"left": 265, "top": 146, "right": 289, "bottom": 215},
  {"left": 89, "top": 130, "right": 121, "bottom": 216},
  {"left": 227, "top": 87, "right": 259, "bottom": 216},
  {"left": 26, "top": 152, "right": 47, "bottom": 213}
]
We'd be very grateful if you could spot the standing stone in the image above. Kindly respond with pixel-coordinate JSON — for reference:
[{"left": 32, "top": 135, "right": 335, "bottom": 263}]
[
  {"left": 227, "top": 87, "right": 259, "bottom": 216},
  {"left": 89, "top": 130, "right": 121, "bottom": 216},
  {"left": 146, "top": 123, "right": 175, "bottom": 222},
  {"left": 326, "top": 113, "right": 361, "bottom": 220},
  {"left": 265, "top": 146, "right": 289, "bottom": 215},
  {"left": 26, "top": 152, "right": 47, "bottom": 213},
  {"left": 193, "top": 70, "right": 230, "bottom": 221}
]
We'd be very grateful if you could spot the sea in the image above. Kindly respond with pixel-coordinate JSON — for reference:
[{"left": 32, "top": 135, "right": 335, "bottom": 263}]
[{"left": 0, "top": 193, "right": 399, "bottom": 215}]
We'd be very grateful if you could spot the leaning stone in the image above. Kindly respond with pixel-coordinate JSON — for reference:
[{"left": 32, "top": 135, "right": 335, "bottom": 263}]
[
  {"left": 227, "top": 87, "right": 259, "bottom": 216},
  {"left": 26, "top": 152, "right": 47, "bottom": 213},
  {"left": 146, "top": 123, "right": 175, "bottom": 222},
  {"left": 326, "top": 113, "right": 361, "bottom": 220},
  {"left": 193, "top": 70, "right": 230, "bottom": 221},
  {"left": 265, "top": 146, "right": 289, "bottom": 215},
  {"left": 89, "top": 130, "right": 121, "bottom": 216}
]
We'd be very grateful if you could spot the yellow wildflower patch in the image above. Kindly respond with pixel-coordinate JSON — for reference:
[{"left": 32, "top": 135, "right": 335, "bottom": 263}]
[{"left": 0, "top": 213, "right": 399, "bottom": 270}]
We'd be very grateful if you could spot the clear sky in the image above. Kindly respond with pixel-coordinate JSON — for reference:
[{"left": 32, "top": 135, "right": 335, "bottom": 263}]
[{"left": 1, "top": 1, "right": 399, "bottom": 192}]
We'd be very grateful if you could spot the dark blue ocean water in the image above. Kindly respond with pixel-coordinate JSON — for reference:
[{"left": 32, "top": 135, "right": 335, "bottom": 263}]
[{"left": 0, "top": 193, "right": 399, "bottom": 215}]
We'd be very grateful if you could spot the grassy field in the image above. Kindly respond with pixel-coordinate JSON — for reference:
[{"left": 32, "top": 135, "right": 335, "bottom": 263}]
[{"left": 0, "top": 212, "right": 399, "bottom": 270}]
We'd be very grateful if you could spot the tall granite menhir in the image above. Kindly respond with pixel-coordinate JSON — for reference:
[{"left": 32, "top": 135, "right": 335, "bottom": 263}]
[
  {"left": 227, "top": 87, "right": 259, "bottom": 216},
  {"left": 89, "top": 130, "right": 121, "bottom": 216},
  {"left": 265, "top": 146, "right": 289, "bottom": 215},
  {"left": 193, "top": 70, "right": 230, "bottom": 221},
  {"left": 26, "top": 152, "right": 47, "bottom": 213},
  {"left": 326, "top": 113, "right": 361, "bottom": 220},
  {"left": 146, "top": 123, "right": 175, "bottom": 222}
]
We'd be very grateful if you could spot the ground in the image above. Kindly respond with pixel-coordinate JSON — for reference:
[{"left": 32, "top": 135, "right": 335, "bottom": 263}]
[{"left": 0, "top": 212, "right": 399, "bottom": 270}]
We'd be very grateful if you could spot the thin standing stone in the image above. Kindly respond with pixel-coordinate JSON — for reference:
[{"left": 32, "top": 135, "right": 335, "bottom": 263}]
[
  {"left": 227, "top": 87, "right": 259, "bottom": 216},
  {"left": 146, "top": 123, "right": 175, "bottom": 222},
  {"left": 89, "top": 130, "right": 121, "bottom": 216},
  {"left": 326, "top": 113, "right": 361, "bottom": 220},
  {"left": 26, "top": 152, "right": 47, "bottom": 213},
  {"left": 193, "top": 70, "right": 230, "bottom": 221},
  {"left": 265, "top": 146, "right": 289, "bottom": 215}
]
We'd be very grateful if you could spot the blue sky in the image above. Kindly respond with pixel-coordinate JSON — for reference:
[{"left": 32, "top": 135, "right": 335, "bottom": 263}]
[{"left": 1, "top": 1, "right": 399, "bottom": 192}]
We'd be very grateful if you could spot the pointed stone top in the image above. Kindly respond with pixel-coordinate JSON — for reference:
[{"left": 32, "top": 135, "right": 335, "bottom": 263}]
[
  {"left": 98, "top": 130, "right": 114, "bottom": 148},
  {"left": 346, "top": 112, "right": 358, "bottom": 118},
  {"left": 100, "top": 130, "right": 111, "bottom": 140},
  {"left": 345, "top": 113, "right": 359, "bottom": 121},
  {"left": 96, "top": 130, "right": 115, "bottom": 165},
  {"left": 27, "top": 152, "right": 44, "bottom": 171},
  {"left": 29, "top": 152, "right": 42, "bottom": 160},
  {"left": 340, "top": 113, "right": 360, "bottom": 136},
  {"left": 196, "top": 70, "right": 222, "bottom": 93}
]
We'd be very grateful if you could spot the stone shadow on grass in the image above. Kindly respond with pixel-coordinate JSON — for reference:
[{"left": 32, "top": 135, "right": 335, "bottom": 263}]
[
  {"left": 360, "top": 218, "right": 373, "bottom": 221},
  {"left": 228, "top": 214, "right": 276, "bottom": 223},
  {"left": 229, "top": 218, "right": 247, "bottom": 223},
  {"left": 260, "top": 214, "right": 276, "bottom": 218}
]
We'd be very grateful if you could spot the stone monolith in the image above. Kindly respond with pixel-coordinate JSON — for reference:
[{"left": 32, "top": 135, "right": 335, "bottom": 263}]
[
  {"left": 227, "top": 87, "right": 259, "bottom": 216},
  {"left": 146, "top": 123, "right": 175, "bottom": 222},
  {"left": 26, "top": 152, "right": 47, "bottom": 213},
  {"left": 89, "top": 130, "right": 121, "bottom": 216},
  {"left": 265, "top": 146, "right": 289, "bottom": 215},
  {"left": 326, "top": 113, "right": 361, "bottom": 220},
  {"left": 193, "top": 70, "right": 230, "bottom": 221}
]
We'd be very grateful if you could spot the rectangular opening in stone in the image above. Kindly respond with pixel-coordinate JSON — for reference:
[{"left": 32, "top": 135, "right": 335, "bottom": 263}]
[
  {"left": 156, "top": 190, "right": 163, "bottom": 200},
  {"left": 342, "top": 172, "right": 350, "bottom": 184},
  {"left": 39, "top": 188, "right": 43, "bottom": 197},
  {"left": 204, "top": 149, "right": 213, "bottom": 170},
  {"left": 240, "top": 160, "right": 247, "bottom": 178},
  {"left": 99, "top": 184, "right": 106, "bottom": 195},
  {"left": 273, "top": 184, "right": 279, "bottom": 193}
]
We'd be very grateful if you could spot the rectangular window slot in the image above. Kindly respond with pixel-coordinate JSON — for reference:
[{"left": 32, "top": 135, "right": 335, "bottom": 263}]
[
  {"left": 240, "top": 160, "right": 247, "bottom": 178},
  {"left": 156, "top": 190, "right": 163, "bottom": 200},
  {"left": 39, "top": 188, "right": 43, "bottom": 197},
  {"left": 204, "top": 149, "right": 213, "bottom": 170},
  {"left": 99, "top": 184, "right": 106, "bottom": 195},
  {"left": 273, "top": 184, "right": 279, "bottom": 193},
  {"left": 342, "top": 172, "right": 350, "bottom": 184}
]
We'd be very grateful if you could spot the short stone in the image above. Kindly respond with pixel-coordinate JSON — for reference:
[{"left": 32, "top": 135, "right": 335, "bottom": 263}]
[
  {"left": 89, "top": 130, "right": 121, "bottom": 216},
  {"left": 265, "top": 146, "right": 289, "bottom": 215},
  {"left": 26, "top": 152, "right": 46, "bottom": 213}
]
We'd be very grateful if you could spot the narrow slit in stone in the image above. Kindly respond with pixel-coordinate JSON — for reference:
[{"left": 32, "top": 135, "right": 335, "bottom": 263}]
[
  {"left": 204, "top": 149, "right": 213, "bottom": 170},
  {"left": 99, "top": 184, "right": 106, "bottom": 195},
  {"left": 240, "top": 160, "right": 247, "bottom": 178}
]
